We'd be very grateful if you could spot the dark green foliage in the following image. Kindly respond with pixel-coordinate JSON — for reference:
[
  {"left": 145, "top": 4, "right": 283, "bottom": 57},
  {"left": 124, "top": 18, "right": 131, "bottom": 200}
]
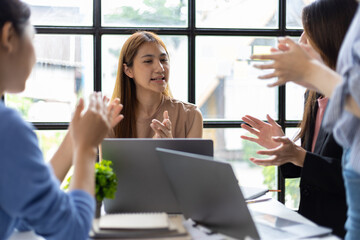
[
  {"left": 63, "top": 160, "right": 117, "bottom": 202},
  {"left": 95, "top": 160, "right": 117, "bottom": 201}
]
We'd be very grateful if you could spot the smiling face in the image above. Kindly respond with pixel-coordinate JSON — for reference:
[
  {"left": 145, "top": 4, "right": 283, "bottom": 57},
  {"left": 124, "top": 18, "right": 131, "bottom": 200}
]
[{"left": 123, "top": 41, "right": 170, "bottom": 95}]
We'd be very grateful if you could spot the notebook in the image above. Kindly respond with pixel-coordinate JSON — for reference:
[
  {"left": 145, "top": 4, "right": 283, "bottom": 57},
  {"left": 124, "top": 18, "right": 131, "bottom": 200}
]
[
  {"left": 99, "top": 213, "right": 168, "bottom": 230},
  {"left": 101, "top": 138, "right": 213, "bottom": 214},
  {"left": 156, "top": 147, "right": 260, "bottom": 240},
  {"left": 90, "top": 214, "right": 189, "bottom": 239}
]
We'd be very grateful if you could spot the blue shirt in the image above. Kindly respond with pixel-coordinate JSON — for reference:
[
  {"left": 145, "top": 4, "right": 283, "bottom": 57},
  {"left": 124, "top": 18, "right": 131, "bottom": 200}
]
[
  {"left": 323, "top": 4, "right": 360, "bottom": 174},
  {"left": 0, "top": 102, "right": 95, "bottom": 240}
]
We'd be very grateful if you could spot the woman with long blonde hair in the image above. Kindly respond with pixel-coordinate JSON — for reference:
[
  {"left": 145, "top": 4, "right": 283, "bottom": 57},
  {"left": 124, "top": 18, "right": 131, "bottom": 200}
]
[{"left": 111, "top": 31, "right": 203, "bottom": 138}]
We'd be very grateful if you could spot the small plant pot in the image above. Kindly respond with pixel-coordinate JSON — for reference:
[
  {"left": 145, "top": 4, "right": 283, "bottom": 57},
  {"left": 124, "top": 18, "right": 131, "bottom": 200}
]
[{"left": 95, "top": 200, "right": 102, "bottom": 218}]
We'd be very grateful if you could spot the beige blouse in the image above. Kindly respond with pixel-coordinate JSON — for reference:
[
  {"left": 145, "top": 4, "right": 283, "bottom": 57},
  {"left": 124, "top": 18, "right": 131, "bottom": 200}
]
[{"left": 136, "top": 96, "right": 201, "bottom": 138}]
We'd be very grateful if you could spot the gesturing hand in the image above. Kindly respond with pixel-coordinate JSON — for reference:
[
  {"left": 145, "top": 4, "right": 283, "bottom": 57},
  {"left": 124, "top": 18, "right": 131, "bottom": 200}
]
[
  {"left": 250, "top": 136, "right": 306, "bottom": 167},
  {"left": 151, "top": 110, "right": 173, "bottom": 138},
  {"left": 105, "top": 97, "right": 124, "bottom": 129},
  {"left": 70, "top": 92, "right": 123, "bottom": 151},
  {"left": 241, "top": 114, "right": 284, "bottom": 149},
  {"left": 251, "top": 37, "right": 318, "bottom": 90}
]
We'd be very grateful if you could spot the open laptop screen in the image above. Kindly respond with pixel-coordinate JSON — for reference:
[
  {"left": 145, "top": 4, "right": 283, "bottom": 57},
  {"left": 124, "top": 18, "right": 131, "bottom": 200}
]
[
  {"left": 156, "top": 147, "right": 259, "bottom": 239},
  {"left": 102, "top": 138, "right": 213, "bottom": 213}
]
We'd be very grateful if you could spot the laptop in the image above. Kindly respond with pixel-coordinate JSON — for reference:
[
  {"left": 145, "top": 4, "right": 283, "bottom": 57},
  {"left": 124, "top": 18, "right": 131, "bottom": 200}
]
[
  {"left": 101, "top": 138, "right": 213, "bottom": 214},
  {"left": 156, "top": 148, "right": 332, "bottom": 240},
  {"left": 156, "top": 147, "right": 260, "bottom": 240}
]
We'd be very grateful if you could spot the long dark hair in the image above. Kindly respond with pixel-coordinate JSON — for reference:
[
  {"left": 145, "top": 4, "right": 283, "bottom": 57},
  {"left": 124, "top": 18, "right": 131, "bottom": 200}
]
[
  {"left": 294, "top": 0, "right": 357, "bottom": 147},
  {"left": 111, "top": 31, "right": 172, "bottom": 138},
  {"left": 0, "top": 0, "right": 30, "bottom": 36}
]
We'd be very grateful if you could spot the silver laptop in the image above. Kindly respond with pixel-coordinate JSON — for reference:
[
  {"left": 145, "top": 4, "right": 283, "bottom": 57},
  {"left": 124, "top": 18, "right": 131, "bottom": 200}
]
[
  {"left": 101, "top": 138, "right": 213, "bottom": 214},
  {"left": 156, "top": 148, "right": 332, "bottom": 240},
  {"left": 156, "top": 147, "right": 260, "bottom": 240}
]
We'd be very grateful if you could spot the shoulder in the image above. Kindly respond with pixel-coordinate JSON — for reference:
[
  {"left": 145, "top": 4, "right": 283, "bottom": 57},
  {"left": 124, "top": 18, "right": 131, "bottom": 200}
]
[
  {"left": 0, "top": 104, "right": 35, "bottom": 141},
  {"left": 165, "top": 97, "right": 202, "bottom": 121},
  {"left": 165, "top": 97, "right": 201, "bottom": 114},
  {"left": 0, "top": 103, "right": 41, "bottom": 168},
  {"left": 0, "top": 103, "right": 43, "bottom": 165},
  {"left": 0, "top": 103, "right": 33, "bottom": 138}
]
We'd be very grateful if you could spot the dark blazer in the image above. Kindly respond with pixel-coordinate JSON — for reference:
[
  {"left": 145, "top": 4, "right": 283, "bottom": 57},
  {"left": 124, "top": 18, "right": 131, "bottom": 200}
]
[{"left": 280, "top": 97, "right": 347, "bottom": 238}]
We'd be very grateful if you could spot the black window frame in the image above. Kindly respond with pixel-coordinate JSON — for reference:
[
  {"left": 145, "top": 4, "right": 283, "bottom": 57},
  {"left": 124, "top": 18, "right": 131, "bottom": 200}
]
[{"left": 24, "top": 0, "right": 303, "bottom": 203}]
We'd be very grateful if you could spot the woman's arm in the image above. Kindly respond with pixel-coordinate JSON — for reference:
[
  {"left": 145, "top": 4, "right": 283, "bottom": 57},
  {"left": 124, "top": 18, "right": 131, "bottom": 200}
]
[
  {"left": 69, "top": 93, "right": 122, "bottom": 194},
  {"left": 49, "top": 132, "right": 73, "bottom": 183},
  {"left": 50, "top": 97, "right": 123, "bottom": 183},
  {"left": 346, "top": 95, "right": 360, "bottom": 118},
  {"left": 252, "top": 37, "right": 360, "bottom": 118}
]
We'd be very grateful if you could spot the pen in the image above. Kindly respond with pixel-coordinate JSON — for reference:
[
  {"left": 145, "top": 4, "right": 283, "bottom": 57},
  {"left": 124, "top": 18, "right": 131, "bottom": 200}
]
[
  {"left": 269, "top": 189, "right": 281, "bottom": 192},
  {"left": 246, "top": 197, "right": 272, "bottom": 204}
]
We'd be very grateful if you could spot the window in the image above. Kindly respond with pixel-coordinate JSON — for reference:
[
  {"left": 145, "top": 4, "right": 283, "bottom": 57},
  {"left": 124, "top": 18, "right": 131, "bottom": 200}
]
[{"left": 8, "top": 0, "right": 316, "bottom": 207}]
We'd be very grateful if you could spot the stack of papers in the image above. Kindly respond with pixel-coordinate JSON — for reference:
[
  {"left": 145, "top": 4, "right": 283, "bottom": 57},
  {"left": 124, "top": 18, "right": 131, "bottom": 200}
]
[
  {"left": 90, "top": 213, "right": 189, "bottom": 239},
  {"left": 240, "top": 186, "right": 269, "bottom": 200},
  {"left": 99, "top": 213, "right": 169, "bottom": 230},
  {"left": 252, "top": 212, "right": 332, "bottom": 239}
]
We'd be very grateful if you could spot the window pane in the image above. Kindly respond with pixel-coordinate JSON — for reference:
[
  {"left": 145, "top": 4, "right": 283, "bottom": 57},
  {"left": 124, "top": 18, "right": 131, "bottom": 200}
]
[
  {"left": 197, "top": 36, "right": 278, "bottom": 121},
  {"left": 196, "top": 0, "right": 278, "bottom": 29},
  {"left": 102, "top": 35, "right": 188, "bottom": 102},
  {"left": 284, "top": 128, "right": 301, "bottom": 210},
  {"left": 5, "top": 35, "right": 94, "bottom": 122},
  {"left": 286, "top": 83, "right": 305, "bottom": 120},
  {"left": 204, "top": 128, "right": 276, "bottom": 192},
  {"left": 35, "top": 130, "right": 67, "bottom": 162},
  {"left": 285, "top": 37, "right": 304, "bottom": 121},
  {"left": 286, "top": 0, "right": 316, "bottom": 29},
  {"left": 285, "top": 127, "right": 301, "bottom": 143},
  {"left": 102, "top": 0, "right": 188, "bottom": 28},
  {"left": 23, "top": 0, "right": 93, "bottom": 26}
]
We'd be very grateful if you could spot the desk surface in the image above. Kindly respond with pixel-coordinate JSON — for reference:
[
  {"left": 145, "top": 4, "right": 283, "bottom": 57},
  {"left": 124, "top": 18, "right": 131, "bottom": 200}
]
[{"left": 8, "top": 196, "right": 340, "bottom": 240}]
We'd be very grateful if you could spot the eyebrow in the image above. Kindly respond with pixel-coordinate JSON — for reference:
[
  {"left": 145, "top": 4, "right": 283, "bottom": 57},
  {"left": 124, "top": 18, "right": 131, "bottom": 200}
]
[{"left": 141, "top": 53, "right": 167, "bottom": 58}]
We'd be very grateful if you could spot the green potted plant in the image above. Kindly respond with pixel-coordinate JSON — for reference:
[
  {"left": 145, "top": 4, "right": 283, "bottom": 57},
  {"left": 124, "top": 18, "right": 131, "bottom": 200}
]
[{"left": 64, "top": 160, "right": 117, "bottom": 218}]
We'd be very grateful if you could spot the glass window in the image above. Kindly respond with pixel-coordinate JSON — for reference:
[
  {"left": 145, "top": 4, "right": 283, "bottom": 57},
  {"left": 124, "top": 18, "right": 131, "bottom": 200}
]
[
  {"left": 284, "top": 128, "right": 301, "bottom": 209},
  {"left": 285, "top": 37, "right": 304, "bottom": 121},
  {"left": 9, "top": 0, "right": 311, "bottom": 204},
  {"left": 101, "top": 0, "right": 188, "bottom": 28},
  {"left": 102, "top": 35, "right": 188, "bottom": 102},
  {"left": 35, "top": 130, "right": 67, "bottom": 162},
  {"left": 286, "top": 0, "right": 316, "bottom": 29},
  {"left": 23, "top": 0, "right": 93, "bottom": 26},
  {"left": 285, "top": 178, "right": 300, "bottom": 209},
  {"left": 203, "top": 128, "right": 276, "bottom": 190},
  {"left": 196, "top": 0, "right": 278, "bottom": 29},
  {"left": 196, "top": 36, "right": 278, "bottom": 120},
  {"left": 5, "top": 35, "right": 94, "bottom": 122},
  {"left": 286, "top": 82, "right": 305, "bottom": 120}
]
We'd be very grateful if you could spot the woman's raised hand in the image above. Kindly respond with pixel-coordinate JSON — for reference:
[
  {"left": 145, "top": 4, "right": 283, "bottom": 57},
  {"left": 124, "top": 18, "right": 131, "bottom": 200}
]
[
  {"left": 70, "top": 92, "right": 123, "bottom": 152},
  {"left": 106, "top": 97, "right": 124, "bottom": 128},
  {"left": 151, "top": 110, "right": 173, "bottom": 138},
  {"left": 250, "top": 136, "right": 306, "bottom": 167},
  {"left": 241, "top": 114, "right": 284, "bottom": 149},
  {"left": 251, "top": 37, "right": 318, "bottom": 90}
]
